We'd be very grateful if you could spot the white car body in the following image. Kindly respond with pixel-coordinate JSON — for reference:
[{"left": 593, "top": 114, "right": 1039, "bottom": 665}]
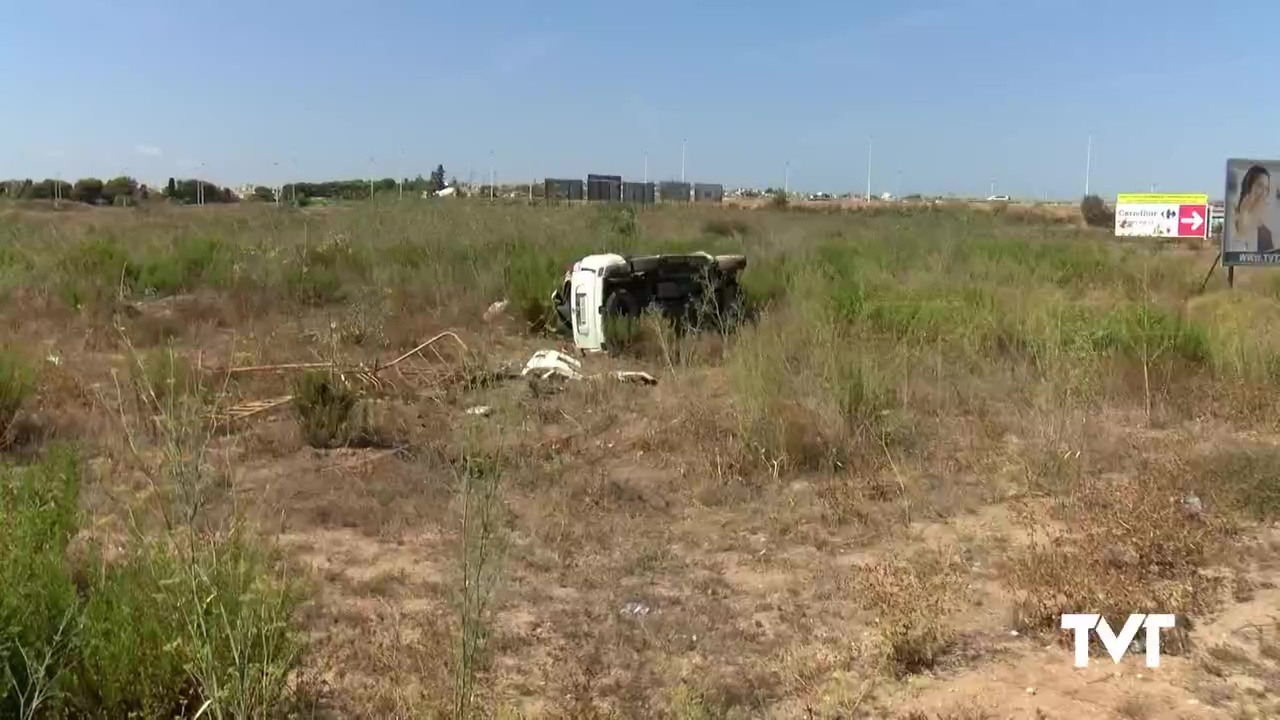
[{"left": 566, "top": 253, "right": 627, "bottom": 352}]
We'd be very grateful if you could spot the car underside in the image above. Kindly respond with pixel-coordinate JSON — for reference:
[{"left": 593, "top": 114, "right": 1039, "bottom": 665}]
[{"left": 552, "top": 252, "right": 747, "bottom": 335}]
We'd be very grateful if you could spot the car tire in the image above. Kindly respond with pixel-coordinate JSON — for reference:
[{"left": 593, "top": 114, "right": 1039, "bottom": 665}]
[
  {"left": 603, "top": 289, "right": 641, "bottom": 350},
  {"left": 604, "top": 288, "right": 641, "bottom": 319}
]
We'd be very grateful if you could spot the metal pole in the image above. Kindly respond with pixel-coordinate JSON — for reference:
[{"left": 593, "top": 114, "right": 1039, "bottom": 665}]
[
  {"left": 865, "top": 136, "right": 875, "bottom": 202},
  {"left": 681, "top": 139, "right": 686, "bottom": 182},
  {"left": 643, "top": 151, "right": 648, "bottom": 184},
  {"left": 1085, "top": 132, "right": 1093, "bottom": 197},
  {"left": 784, "top": 161, "right": 790, "bottom": 195}
]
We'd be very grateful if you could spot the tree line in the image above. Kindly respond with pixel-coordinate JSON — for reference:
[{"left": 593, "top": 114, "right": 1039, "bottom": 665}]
[
  {"left": 0, "top": 163, "right": 454, "bottom": 207},
  {"left": 0, "top": 177, "right": 238, "bottom": 205},
  {"left": 275, "top": 164, "right": 452, "bottom": 202}
]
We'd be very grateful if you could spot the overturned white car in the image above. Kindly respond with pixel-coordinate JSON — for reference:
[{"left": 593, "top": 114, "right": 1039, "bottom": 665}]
[{"left": 550, "top": 252, "right": 747, "bottom": 352}]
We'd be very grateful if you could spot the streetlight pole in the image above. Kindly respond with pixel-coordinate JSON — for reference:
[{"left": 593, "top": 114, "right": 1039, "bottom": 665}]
[
  {"left": 865, "top": 137, "right": 873, "bottom": 201},
  {"left": 1085, "top": 132, "right": 1093, "bottom": 197},
  {"left": 784, "top": 160, "right": 790, "bottom": 195},
  {"left": 681, "top": 139, "right": 686, "bottom": 183}
]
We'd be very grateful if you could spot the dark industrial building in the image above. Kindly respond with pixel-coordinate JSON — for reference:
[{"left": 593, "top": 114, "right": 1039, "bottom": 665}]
[
  {"left": 586, "top": 174, "right": 623, "bottom": 202},
  {"left": 659, "top": 181, "right": 691, "bottom": 203},
  {"left": 622, "top": 181, "right": 656, "bottom": 205},
  {"left": 693, "top": 182, "right": 724, "bottom": 203}
]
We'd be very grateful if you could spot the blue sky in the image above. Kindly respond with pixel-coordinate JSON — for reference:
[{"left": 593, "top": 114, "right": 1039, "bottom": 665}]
[{"left": 0, "top": 0, "right": 1273, "bottom": 199}]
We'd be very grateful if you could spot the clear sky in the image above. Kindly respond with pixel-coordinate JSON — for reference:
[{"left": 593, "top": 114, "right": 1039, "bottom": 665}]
[{"left": 0, "top": 0, "right": 1272, "bottom": 199}]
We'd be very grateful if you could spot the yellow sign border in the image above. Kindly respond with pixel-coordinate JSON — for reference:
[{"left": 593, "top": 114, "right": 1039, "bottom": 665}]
[{"left": 1116, "top": 193, "right": 1208, "bottom": 205}]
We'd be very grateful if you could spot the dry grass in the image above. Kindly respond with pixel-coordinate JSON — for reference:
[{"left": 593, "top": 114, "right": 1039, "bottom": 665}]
[{"left": 0, "top": 197, "right": 1276, "bottom": 718}]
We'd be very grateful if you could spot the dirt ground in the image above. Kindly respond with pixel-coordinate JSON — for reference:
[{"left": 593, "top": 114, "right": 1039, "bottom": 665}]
[{"left": 3, "top": 201, "right": 1277, "bottom": 719}]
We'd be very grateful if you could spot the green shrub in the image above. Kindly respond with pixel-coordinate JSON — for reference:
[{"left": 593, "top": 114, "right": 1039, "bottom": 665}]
[
  {"left": 0, "top": 349, "right": 33, "bottom": 445},
  {"left": 55, "top": 236, "right": 138, "bottom": 308},
  {"left": 0, "top": 447, "right": 304, "bottom": 718},
  {"left": 292, "top": 371, "right": 359, "bottom": 448},
  {"left": 285, "top": 236, "right": 366, "bottom": 306},
  {"left": 135, "top": 236, "right": 235, "bottom": 296},
  {"left": 1080, "top": 194, "right": 1114, "bottom": 228}
]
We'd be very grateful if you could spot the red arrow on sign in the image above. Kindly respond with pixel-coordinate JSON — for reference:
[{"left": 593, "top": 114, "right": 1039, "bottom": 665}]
[{"left": 1176, "top": 204, "right": 1207, "bottom": 238}]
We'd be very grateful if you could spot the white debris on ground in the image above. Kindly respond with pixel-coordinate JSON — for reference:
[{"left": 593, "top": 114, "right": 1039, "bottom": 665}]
[
  {"left": 522, "top": 349, "right": 585, "bottom": 380},
  {"left": 607, "top": 370, "right": 658, "bottom": 385},
  {"left": 519, "top": 350, "right": 658, "bottom": 385},
  {"left": 620, "top": 601, "right": 652, "bottom": 617},
  {"left": 464, "top": 405, "right": 493, "bottom": 417},
  {"left": 483, "top": 299, "right": 510, "bottom": 323}
]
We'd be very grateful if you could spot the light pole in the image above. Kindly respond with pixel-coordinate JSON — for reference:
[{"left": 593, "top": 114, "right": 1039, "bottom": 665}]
[
  {"left": 1085, "top": 132, "right": 1093, "bottom": 197},
  {"left": 784, "top": 160, "right": 790, "bottom": 195},
  {"left": 865, "top": 137, "right": 873, "bottom": 201},
  {"left": 489, "top": 150, "right": 495, "bottom": 200},
  {"left": 681, "top": 139, "right": 686, "bottom": 183}
]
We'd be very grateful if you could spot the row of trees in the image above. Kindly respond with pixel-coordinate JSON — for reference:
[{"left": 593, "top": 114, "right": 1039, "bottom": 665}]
[
  {"left": 0, "top": 177, "right": 239, "bottom": 205},
  {"left": 1, "top": 163, "right": 454, "bottom": 206},
  {"left": 274, "top": 164, "right": 452, "bottom": 202}
]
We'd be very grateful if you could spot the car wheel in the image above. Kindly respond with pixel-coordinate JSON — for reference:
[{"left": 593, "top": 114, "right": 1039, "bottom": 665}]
[{"left": 603, "top": 289, "right": 642, "bottom": 349}]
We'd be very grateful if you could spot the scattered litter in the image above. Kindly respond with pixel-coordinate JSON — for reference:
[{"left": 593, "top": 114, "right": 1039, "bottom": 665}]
[
  {"left": 1024, "top": 687, "right": 1036, "bottom": 696},
  {"left": 45, "top": 353, "right": 61, "bottom": 366},
  {"left": 465, "top": 405, "right": 493, "bottom": 417},
  {"left": 211, "top": 330, "right": 469, "bottom": 423},
  {"left": 483, "top": 299, "right": 510, "bottom": 322},
  {"left": 1009, "top": 630, "right": 1019, "bottom": 637},
  {"left": 608, "top": 370, "right": 658, "bottom": 385},
  {"left": 522, "top": 349, "right": 585, "bottom": 381},
  {"left": 620, "top": 601, "right": 652, "bottom": 618},
  {"left": 1182, "top": 494, "right": 1204, "bottom": 517},
  {"left": 520, "top": 350, "right": 658, "bottom": 385}
]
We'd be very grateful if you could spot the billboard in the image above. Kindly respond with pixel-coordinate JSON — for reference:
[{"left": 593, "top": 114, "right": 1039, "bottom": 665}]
[
  {"left": 1224, "top": 159, "right": 1280, "bottom": 265},
  {"left": 544, "top": 178, "right": 584, "bottom": 202},
  {"left": 586, "top": 174, "right": 622, "bottom": 202},
  {"left": 622, "top": 181, "right": 655, "bottom": 204},
  {"left": 1114, "top": 193, "right": 1208, "bottom": 239},
  {"left": 693, "top": 183, "right": 724, "bottom": 203},
  {"left": 659, "top": 181, "right": 691, "bottom": 203}
]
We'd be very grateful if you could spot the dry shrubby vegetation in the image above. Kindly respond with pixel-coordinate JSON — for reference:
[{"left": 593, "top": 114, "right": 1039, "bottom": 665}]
[{"left": 0, "top": 197, "right": 1278, "bottom": 719}]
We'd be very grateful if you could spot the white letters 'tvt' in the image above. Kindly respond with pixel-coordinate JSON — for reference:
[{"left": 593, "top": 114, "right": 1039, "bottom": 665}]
[{"left": 1060, "top": 613, "right": 1177, "bottom": 668}]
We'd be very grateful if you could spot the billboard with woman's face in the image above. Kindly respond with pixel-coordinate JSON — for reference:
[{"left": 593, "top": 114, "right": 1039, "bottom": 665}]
[{"left": 1224, "top": 158, "right": 1280, "bottom": 265}]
